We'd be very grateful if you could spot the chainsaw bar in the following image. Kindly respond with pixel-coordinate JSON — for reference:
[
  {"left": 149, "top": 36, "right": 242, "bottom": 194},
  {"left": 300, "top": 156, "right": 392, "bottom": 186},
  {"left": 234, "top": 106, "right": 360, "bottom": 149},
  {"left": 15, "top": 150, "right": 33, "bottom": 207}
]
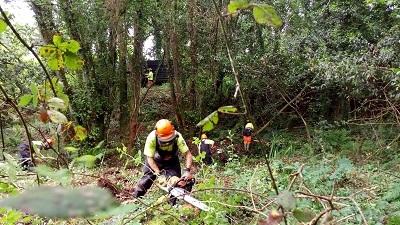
[{"left": 158, "top": 185, "right": 210, "bottom": 211}]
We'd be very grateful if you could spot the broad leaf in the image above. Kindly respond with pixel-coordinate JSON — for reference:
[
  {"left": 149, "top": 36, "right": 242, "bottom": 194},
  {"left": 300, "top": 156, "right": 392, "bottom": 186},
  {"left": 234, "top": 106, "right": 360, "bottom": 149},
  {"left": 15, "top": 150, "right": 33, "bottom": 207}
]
[
  {"left": 30, "top": 83, "right": 38, "bottom": 95},
  {"left": 0, "top": 19, "right": 7, "bottom": 34},
  {"left": 218, "top": 106, "right": 238, "bottom": 113},
  {"left": 47, "top": 97, "right": 66, "bottom": 110},
  {"left": 65, "top": 146, "right": 79, "bottom": 151},
  {"left": 74, "top": 125, "right": 87, "bottom": 141},
  {"left": 0, "top": 186, "right": 116, "bottom": 219},
  {"left": 276, "top": 190, "right": 296, "bottom": 211},
  {"left": 228, "top": 1, "right": 250, "bottom": 13},
  {"left": 34, "top": 165, "right": 71, "bottom": 184},
  {"left": 202, "top": 121, "right": 214, "bottom": 132},
  {"left": 47, "top": 110, "right": 68, "bottom": 124},
  {"left": 64, "top": 51, "right": 84, "bottom": 70},
  {"left": 293, "top": 208, "right": 316, "bottom": 222},
  {"left": 3, "top": 153, "right": 18, "bottom": 168},
  {"left": 94, "top": 140, "right": 105, "bottom": 149},
  {"left": 47, "top": 53, "right": 61, "bottom": 70},
  {"left": 33, "top": 94, "right": 38, "bottom": 107},
  {"left": 76, "top": 155, "right": 97, "bottom": 167},
  {"left": 19, "top": 95, "right": 32, "bottom": 106},
  {"left": 253, "top": 4, "right": 282, "bottom": 27},
  {"left": 39, "top": 45, "right": 57, "bottom": 58},
  {"left": 60, "top": 40, "right": 81, "bottom": 53},
  {"left": 196, "top": 111, "right": 219, "bottom": 127},
  {"left": 53, "top": 34, "right": 63, "bottom": 46}
]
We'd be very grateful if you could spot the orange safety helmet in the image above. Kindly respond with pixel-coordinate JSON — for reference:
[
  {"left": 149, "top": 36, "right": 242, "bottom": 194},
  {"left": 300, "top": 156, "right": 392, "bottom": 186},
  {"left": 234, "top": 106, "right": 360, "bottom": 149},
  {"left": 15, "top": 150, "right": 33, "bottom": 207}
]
[
  {"left": 201, "top": 134, "right": 207, "bottom": 139},
  {"left": 46, "top": 138, "right": 54, "bottom": 146},
  {"left": 155, "top": 119, "right": 176, "bottom": 142}
]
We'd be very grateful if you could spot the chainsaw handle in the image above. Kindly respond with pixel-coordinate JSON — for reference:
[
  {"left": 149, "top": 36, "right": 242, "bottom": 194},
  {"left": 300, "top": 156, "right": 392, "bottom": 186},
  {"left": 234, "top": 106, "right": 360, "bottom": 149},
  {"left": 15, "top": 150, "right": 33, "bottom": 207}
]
[{"left": 171, "top": 176, "right": 195, "bottom": 188}]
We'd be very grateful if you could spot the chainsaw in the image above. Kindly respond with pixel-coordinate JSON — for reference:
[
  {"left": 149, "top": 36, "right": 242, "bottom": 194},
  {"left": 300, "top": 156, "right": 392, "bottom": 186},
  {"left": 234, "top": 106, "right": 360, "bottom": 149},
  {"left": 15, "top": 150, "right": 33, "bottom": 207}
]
[{"left": 157, "top": 176, "right": 210, "bottom": 211}]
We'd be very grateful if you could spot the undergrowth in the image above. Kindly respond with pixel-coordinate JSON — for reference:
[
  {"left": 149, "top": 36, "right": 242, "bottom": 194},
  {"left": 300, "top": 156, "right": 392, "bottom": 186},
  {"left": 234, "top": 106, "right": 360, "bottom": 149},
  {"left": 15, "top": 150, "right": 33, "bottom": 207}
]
[{"left": 1, "top": 125, "right": 400, "bottom": 224}]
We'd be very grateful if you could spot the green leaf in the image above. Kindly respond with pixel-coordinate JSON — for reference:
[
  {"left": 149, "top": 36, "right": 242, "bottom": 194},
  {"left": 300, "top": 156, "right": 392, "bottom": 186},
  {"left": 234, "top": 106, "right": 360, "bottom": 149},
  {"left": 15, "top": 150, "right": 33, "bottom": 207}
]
[
  {"left": 39, "top": 45, "right": 57, "bottom": 58},
  {"left": 253, "top": 4, "right": 282, "bottom": 27},
  {"left": 228, "top": 1, "right": 250, "bottom": 13},
  {"left": 47, "top": 50, "right": 65, "bottom": 70},
  {"left": 74, "top": 125, "right": 87, "bottom": 141},
  {"left": 90, "top": 204, "right": 138, "bottom": 219},
  {"left": 276, "top": 190, "right": 296, "bottom": 211},
  {"left": 196, "top": 111, "right": 218, "bottom": 127},
  {"left": 64, "top": 51, "right": 84, "bottom": 70},
  {"left": 293, "top": 208, "right": 316, "bottom": 222},
  {"left": 65, "top": 146, "right": 79, "bottom": 151},
  {"left": 202, "top": 121, "right": 214, "bottom": 132},
  {"left": 19, "top": 95, "right": 32, "bottom": 106},
  {"left": 47, "top": 97, "right": 66, "bottom": 110},
  {"left": 47, "top": 110, "right": 68, "bottom": 124},
  {"left": 22, "top": 216, "right": 33, "bottom": 223},
  {"left": 47, "top": 55, "right": 60, "bottom": 70},
  {"left": 3, "top": 153, "right": 17, "bottom": 168},
  {"left": 60, "top": 40, "right": 81, "bottom": 53},
  {"left": 0, "top": 20, "right": 7, "bottom": 34},
  {"left": 53, "top": 34, "right": 63, "bottom": 46},
  {"left": 30, "top": 83, "right": 38, "bottom": 95},
  {"left": 33, "top": 95, "right": 38, "bottom": 107},
  {"left": 76, "top": 155, "right": 97, "bottom": 167},
  {"left": 389, "top": 68, "right": 400, "bottom": 75},
  {"left": 94, "top": 140, "right": 105, "bottom": 149},
  {"left": 0, "top": 186, "right": 116, "bottom": 219},
  {"left": 34, "top": 165, "right": 71, "bottom": 184},
  {"left": 218, "top": 105, "right": 238, "bottom": 113}
]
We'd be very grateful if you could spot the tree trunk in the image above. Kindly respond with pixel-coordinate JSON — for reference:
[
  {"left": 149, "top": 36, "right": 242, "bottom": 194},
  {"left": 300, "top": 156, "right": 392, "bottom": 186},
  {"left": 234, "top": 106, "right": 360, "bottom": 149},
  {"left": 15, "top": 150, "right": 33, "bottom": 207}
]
[
  {"left": 167, "top": 0, "right": 184, "bottom": 129},
  {"left": 128, "top": 7, "right": 145, "bottom": 154},
  {"left": 187, "top": 0, "right": 198, "bottom": 136}
]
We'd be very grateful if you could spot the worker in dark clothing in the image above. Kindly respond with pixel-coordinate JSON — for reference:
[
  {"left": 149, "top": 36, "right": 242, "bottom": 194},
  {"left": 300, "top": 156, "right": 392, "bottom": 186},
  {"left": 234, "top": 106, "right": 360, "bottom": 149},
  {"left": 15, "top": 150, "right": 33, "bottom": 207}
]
[
  {"left": 198, "top": 134, "right": 215, "bottom": 165},
  {"left": 18, "top": 138, "right": 54, "bottom": 171},
  {"left": 132, "top": 119, "right": 193, "bottom": 205},
  {"left": 243, "top": 120, "right": 254, "bottom": 151}
]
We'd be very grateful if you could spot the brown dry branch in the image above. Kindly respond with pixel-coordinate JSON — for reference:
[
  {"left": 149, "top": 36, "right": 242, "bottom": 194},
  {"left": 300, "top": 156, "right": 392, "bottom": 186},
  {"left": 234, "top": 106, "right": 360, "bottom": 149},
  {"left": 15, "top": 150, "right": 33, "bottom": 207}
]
[{"left": 287, "top": 163, "right": 305, "bottom": 190}]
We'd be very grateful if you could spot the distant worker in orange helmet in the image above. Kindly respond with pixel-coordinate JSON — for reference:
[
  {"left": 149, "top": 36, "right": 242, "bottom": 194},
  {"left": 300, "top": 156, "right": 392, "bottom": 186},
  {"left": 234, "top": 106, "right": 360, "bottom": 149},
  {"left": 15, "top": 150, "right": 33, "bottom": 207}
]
[
  {"left": 132, "top": 119, "right": 193, "bottom": 205},
  {"left": 146, "top": 68, "right": 154, "bottom": 87},
  {"left": 198, "top": 134, "right": 215, "bottom": 165},
  {"left": 243, "top": 119, "right": 254, "bottom": 151},
  {"left": 18, "top": 138, "right": 54, "bottom": 171}
]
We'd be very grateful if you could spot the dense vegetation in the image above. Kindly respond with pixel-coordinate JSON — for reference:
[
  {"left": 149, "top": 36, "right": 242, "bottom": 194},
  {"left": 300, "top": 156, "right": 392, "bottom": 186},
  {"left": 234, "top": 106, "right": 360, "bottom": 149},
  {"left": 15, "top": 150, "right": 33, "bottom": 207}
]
[{"left": 0, "top": 0, "right": 399, "bottom": 224}]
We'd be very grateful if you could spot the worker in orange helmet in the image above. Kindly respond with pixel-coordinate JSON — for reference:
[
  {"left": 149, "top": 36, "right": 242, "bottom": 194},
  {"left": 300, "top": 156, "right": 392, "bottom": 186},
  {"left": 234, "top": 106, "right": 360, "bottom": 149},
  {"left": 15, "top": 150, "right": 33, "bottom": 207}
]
[
  {"left": 198, "top": 134, "right": 215, "bottom": 165},
  {"left": 18, "top": 138, "right": 54, "bottom": 171},
  {"left": 132, "top": 119, "right": 193, "bottom": 205},
  {"left": 243, "top": 119, "right": 254, "bottom": 151}
]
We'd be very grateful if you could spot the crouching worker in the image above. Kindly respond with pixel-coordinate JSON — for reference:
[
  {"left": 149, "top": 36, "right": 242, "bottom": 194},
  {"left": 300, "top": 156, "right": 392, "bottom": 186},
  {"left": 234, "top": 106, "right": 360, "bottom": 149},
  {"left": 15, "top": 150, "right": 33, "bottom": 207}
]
[
  {"left": 18, "top": 138, "right": 54, "bottom": 171},
  {"left": 132, "top": 119, "right": 193, "bottom": 206}
]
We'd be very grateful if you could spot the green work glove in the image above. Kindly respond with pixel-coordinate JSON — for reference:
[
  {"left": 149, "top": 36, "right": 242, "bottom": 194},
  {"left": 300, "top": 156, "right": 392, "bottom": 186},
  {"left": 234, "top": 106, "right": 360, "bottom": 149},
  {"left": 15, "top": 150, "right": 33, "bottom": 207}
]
[{"left": 158, "top": 174, "right": 167, "bottom": 185}]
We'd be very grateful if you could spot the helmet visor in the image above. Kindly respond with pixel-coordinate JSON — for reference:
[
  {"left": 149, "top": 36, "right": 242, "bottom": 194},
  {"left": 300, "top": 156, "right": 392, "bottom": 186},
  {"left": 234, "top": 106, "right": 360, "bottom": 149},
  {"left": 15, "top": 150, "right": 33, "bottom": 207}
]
[{"left": 157, "top": 131, "right": 176, "bottom": 143}]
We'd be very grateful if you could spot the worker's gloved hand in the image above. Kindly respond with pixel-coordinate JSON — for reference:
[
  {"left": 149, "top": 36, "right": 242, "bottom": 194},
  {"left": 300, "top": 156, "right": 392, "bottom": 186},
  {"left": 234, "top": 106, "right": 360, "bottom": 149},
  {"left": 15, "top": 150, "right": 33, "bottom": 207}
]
[
  {"left": 158, "top": 174, "right": 167, "bottom": 185},
  {"left": 182, "top": 168, "right": 193, "bottom": 179}
]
